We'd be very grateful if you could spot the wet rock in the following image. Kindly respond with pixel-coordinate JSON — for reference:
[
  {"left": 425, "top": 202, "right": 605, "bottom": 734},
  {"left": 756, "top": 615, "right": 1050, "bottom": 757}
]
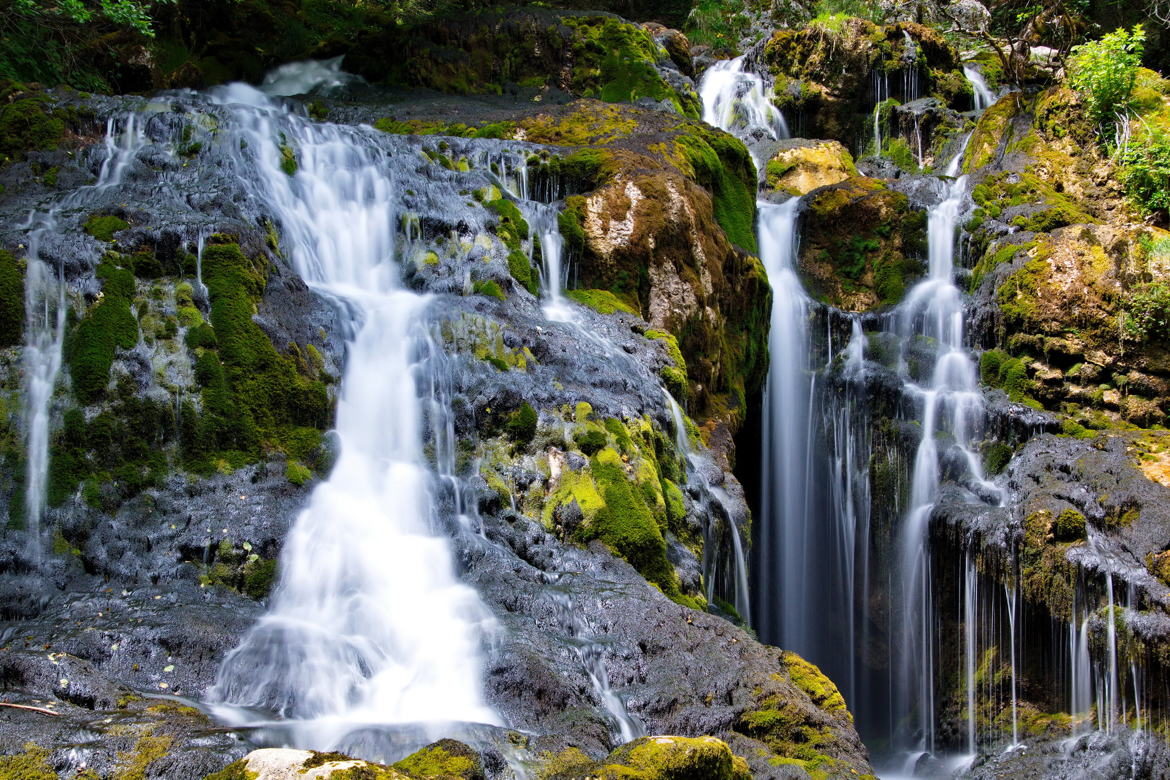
[{"left": 764, "top": 138, "right": 857, "bottom": 196}]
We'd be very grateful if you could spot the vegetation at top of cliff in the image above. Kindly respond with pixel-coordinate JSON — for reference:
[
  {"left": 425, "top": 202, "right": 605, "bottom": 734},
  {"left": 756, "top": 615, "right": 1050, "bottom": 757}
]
[{"left": 1067, "top": 24, "right": 1146, "bottom": 140}]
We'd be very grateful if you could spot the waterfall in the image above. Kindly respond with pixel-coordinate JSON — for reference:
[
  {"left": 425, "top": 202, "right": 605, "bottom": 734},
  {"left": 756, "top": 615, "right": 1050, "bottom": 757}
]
[
  {"left": 699, "top": 57, "right": 789, "bottom": 152},
  {"left": 20, "top": 114, "right": 145, "bottom": 554},
  {"left": 893, "top": 170, "right": 992, "bottom": 755},
  {"left": 206, "top": 78, "right": 498, "bottom": 754},
  {"left": 756, "top": 198, "right": 817, "bottom": 650},
  {"left": 963, "top": 65, "right": 996, "bottom": 112}
]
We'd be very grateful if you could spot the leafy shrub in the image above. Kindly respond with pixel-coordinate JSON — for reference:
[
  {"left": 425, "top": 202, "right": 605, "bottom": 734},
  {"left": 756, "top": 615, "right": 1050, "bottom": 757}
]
[
  {"left": 1121, "top": 282, "right": 1170, "bottom": 341},
  {"left": 1119, "top": 129, "right": 1170, "bottom": 216},
  {"left": 1067, "top": 25, "right": 1145, "bottom": 138}
]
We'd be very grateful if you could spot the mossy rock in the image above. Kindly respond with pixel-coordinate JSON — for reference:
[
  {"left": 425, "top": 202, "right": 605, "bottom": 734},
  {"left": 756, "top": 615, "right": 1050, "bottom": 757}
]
[
  {"left": 0, "top": 743, "right": 56, "bottom": 780},
  {"left": 66, "top": 259, "right": 139, "bottom": 404},
  {"left": 798, "top": 177, "right": 925, "bottom": 311},
  {"left": 392, "top": 739, "right": 484, "bottom": 779},
  {"left": 0, "top": 249, "right": 24, "bottom": 348},
  {"left": 540, "top": 736, "right": 750, "bottom": 780},
  {"left": 765, "top": 139, "right": 858, "bottom": 196},
  {"left": 347, "top": 9, "right": 697, "bottom": 117},
  {"left": 0, "top": 95, "right": 66, "bottom": 162}
]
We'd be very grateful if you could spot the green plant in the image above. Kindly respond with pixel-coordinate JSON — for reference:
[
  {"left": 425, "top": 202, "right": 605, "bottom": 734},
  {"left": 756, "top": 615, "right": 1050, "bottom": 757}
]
[
  {"left": 1067, "top": 25, "right": 1145, "bottom": 139},
  {"left": 11, "top": 0, "right": 169, "bottom": 37},
  {"left": 1119, "top": 129, "right": 1170, "bottom": 216},
  {"left": 1121, "top": 281, "right": 1170, "bottom": 342}
]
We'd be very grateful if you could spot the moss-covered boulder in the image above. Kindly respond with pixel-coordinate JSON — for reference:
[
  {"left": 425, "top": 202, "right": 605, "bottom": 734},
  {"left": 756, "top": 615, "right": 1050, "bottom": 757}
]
[
  {"left": 763, "top": 18, "right": 968, "bottom": 145},
  {"left": 346, "top": 9, "right": 699, "bottom": 117},
  {"left": 765, "top": 138, "right": 857, "bottom": 195},
  {"left": 797, "top": 176, "right": 926, "bottom": 311},
  {"left": 539, "top": 735, "right": 751, "bottom": 779}
]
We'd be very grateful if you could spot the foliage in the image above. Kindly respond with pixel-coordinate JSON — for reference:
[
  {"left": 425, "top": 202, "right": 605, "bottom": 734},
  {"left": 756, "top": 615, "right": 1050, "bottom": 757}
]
[
  {"left": 1121, "top": 282, "right": 1170, "bottom": 341},
  {"left": 685, "top": 0, "right": 756, "bottom": 50},
  {"left": 504, "top": 402, "right": 537, "bottom": 443},
  {"left": 1067, "top": 24, "right": 1145, "bottom": 138},
  {"left": 11, "top": 0, "right": 170, "bottom": 37},
  {"left": 1119, "top": 129, "right": 1170, "bottom": 215}
]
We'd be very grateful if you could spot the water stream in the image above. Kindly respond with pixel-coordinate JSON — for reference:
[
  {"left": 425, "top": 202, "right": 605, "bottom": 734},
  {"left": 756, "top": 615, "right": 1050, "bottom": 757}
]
[{"left": 205, "top": 79, "right": 499, "bottom": 755}]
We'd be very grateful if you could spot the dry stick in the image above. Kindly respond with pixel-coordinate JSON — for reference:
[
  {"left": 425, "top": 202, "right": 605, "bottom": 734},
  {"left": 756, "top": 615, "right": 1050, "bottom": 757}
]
[{"left": 0, "top": 702, "right": 61, "bottom": 716}]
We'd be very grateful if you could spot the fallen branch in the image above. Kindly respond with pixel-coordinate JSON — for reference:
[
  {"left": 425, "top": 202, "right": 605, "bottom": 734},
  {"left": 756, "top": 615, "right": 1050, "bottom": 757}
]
[{"left": 0, "top": 702, "right": 61, "bottom": 716}]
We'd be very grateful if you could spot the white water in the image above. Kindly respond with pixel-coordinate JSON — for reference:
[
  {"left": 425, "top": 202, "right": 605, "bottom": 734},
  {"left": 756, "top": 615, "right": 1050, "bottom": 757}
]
[
  {"left": 894, "top": 169, "right": 993, "bottom": 758},
  {"left": 20, "top": 114, "right": 145, "bottom": 553},
  {"left": 962, "top": 65, "right": 995, "bottom": 112},
  {"left": 756, "top": 198, "right": 816, "bottom": 648},
  {"left": 699, "top": 57, "right": 788, "bottom": 156},
  {"left": 206, "top": 80, "right": 498, "bottom": 750}
]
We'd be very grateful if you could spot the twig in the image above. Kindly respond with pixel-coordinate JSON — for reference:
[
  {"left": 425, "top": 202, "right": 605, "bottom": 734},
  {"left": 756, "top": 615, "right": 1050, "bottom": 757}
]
[{"left": 0, "top": 702, "right": 62, "bottom": 717}]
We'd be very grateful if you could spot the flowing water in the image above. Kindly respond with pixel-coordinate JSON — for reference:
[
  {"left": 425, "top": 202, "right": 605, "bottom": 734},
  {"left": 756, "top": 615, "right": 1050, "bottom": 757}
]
[
  {"left": 699, "top": 56, "right": 788, "bottom": 166},
  {"left": 20, "top": 115, "right": 146, "bottom": 556},
  {"left": 205, "top": 78, "right": 499, "bottom": 755},
  {"left": 962, "top": 65, "right": 996, "bottom": 112}
]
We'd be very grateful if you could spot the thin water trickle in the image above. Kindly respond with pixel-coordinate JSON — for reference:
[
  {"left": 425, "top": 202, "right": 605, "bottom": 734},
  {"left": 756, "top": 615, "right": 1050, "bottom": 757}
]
[
  {"left": 962, "top": 65, "right": 996, "bottom": 112},
  {"left": 20, "top": 114, "right": 145, "bottom": 556},
  {"left": 205, "top": 76, "right": 498, "bottom": 754}
]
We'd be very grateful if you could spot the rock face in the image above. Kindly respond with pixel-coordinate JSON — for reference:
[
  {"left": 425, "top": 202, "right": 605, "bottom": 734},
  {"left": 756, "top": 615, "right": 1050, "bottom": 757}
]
[
  {"left": 0, "top": 60, "right": 868, "bottom": 780},
  {"left": 795, "top": 175, "right": 926, "bottom": 312},
  {"left": 764, "top": 138, "right": 857, "bottom": 196},
  {"left": 761, "top": 18, "right": 970, "bottom": 147}
]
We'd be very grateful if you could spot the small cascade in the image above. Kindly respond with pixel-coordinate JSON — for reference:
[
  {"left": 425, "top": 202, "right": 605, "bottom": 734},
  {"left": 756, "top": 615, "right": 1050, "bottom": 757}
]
[
  {"left": 962, "top": 65, "right": 996, "bottom": 112},
  {"left": 20, "top": 114, "right": 145, "bottom": 554},
  {"left": 871, "top": 70, "right": 889, "bottom": 155},
  {"left": 756, "top": 198, "right": 817, "bottom": 651},
  {"left": 901, "top": 31, "right": 920, "bottom": 102},
  {"left": 525, "top": 202, "right": 573, "bottom": 322},
  {"left": 1004, "top": 582, "right": 1020, "bottom": 746},
  {"left": 549, "top": 585, "right": 644, "bottom": 743},
  {"left": 206, "top": 77, "right": 498, "bottom": 755},
  {"left": 699, "top": 56, "right": 789, "bottom": 156},
  {"left": 892, "top": 169, "right": 995, "bottom": 758},
  {"left": 667, "top": 394, "right": 751, "bottom": 626}
]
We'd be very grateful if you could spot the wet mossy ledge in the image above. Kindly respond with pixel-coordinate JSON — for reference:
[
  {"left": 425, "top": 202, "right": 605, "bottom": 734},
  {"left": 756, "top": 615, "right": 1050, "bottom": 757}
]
[
  {"left": 46, "top": 236, "right": 335, "bottom": 518},
  {"left": 346, "top": 8, "right": 699, "bottom": 117}
]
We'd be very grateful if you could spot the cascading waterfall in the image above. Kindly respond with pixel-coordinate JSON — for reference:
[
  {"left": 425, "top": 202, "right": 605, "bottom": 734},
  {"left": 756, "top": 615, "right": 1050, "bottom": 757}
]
[
  {"left": 699, "top": 56, "right": 788, "bottom": 162},
  {"left": 206, "top": 79, "right": 498, "bottom": 755},
  {"left": 755, "top": 198, "right": 818, "bottom": 650},
  {"left": 893, "top": 168, "right": 994, "bottom": 756},
  {"left": 962, "top": 65, "right": 996, "bottom": 112},
  {"left": 20, "top": 115, "right": 145, "bottom": 554}
]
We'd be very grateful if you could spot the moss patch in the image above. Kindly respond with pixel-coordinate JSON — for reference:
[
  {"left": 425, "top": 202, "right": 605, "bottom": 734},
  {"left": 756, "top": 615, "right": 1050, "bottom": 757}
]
[
  {"left": 0, "top": 743, "right": 56, "bottom": 780},
  {"left": 66, "top": 259, "right": 138, "bottom": 404},
  {"left": 392, "top": 739, "right": 482, "bottom": 779},
  {"left": 84, "top": 214, "right": 130, "bottom": 243},
  {"left": 0, "top": 249, "right": 24, "bottom": 348}
]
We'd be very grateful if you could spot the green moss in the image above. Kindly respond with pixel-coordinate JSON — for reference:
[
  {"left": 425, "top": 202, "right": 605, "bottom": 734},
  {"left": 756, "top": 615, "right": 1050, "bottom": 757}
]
[
  {"left": 66, "top": 260, "right": 138, "bottom": 404},
  {"left": 582, "top": 447, "right": 675, "bottom": 594},
  {"left": 242, "top": 557, "right": 278, "bottom": 599},
  {"left": 646, "top": 329, "right": 688, "bottom": 400},
  {"left": 983, "top": 441, "right": 1012, "bottom": 475},
  {"left": 505, "top": 402, "right": 537, "bottom": 444},
  {"left": 285, "top": 459, "right": 312, "bottom": 485},
  {"left": 672, "top": 129, "right": 757, "bottom": 252},
  {"left": 0, "top": 742, "right": 56, "bottom": 780},
  {"left": 564, "top": 16, "right": 698, "bottom": 117},
  {"left": 392, "top": 740, "right": 480, "bottom": 778},
  {"left": 598, "top": 736, "right": 751, "bottom": 780},
  {"left": 471, "top": 279, "right": 506, "bottom": 301},
  {"left": 83, "top": 214, "right": 130, "bottom": 243},
  {"left": 114, "top": 732, "right": 171, "bottom": 780},
  {"left": 784, "top": 651, "right": 849, "bottom": 716},
  {"left": 1053, "top": 508, "right": 1087, "bottom": 542},
  {"left": 574, "top": 429, "right": 607, "bottom": 455},
  {"left": 279, "top": 138, "right": 297, "bottom": 176},
  {"left": 0, "top": 97, "right": 65, "bottom": 162},
  {"left": 558, "top": 195, "right": 588, "bottom": 256},
  {"left": 191, "top": 241, "right": 329, "bottom": 467},
  {"left": 0, "top": 249, "right": 24, "bottom": 348},
  {"left": 565, "top": 288, "right": 638, "bottom": 316},
  {"left": 662, "top": 478, "right": 686, "bottom": 534},
  {"left": 202, "top": 759, "right": 260, "bottom": 780},
  {"left": 486, "top": 198, "right": 538, "bottom": 295}
]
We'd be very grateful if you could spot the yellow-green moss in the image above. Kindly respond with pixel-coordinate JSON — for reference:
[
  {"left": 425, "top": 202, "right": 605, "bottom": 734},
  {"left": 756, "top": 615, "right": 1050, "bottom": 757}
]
[
  {"left": 565, "top": 288, "right": 638, "bottom": 316},
  {"left": 391, "top": 740, "right": 480, "bottom": 778},
  {"left": 0, "top": 743, "right": 56, "bottom": 780},
  {"left": 598, "top": 736, "right": 751, "bottom": 780},
  {"left": 645, "top": 328, "right": 688, "bottom": 399},
  {"left": 84, "top": 214, "right": 130, "bottom": 243},
  {"left": 285, "top": 459, "right": 311, "bottom": 486},
  {"left": 784, "top": 651, "right": 849, "bottom": 717},
  {"left": 202, "top": 759, "right": 260, "bottom": 780},
  {"left": 114, "top": 732, "right": 172, "bottom": 780}
]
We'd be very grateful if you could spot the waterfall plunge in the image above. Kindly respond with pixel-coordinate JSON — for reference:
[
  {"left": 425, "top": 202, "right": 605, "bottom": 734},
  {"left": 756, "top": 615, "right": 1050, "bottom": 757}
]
[{"left": 206, "top": 81, "right": 498, "bottom": 755}]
